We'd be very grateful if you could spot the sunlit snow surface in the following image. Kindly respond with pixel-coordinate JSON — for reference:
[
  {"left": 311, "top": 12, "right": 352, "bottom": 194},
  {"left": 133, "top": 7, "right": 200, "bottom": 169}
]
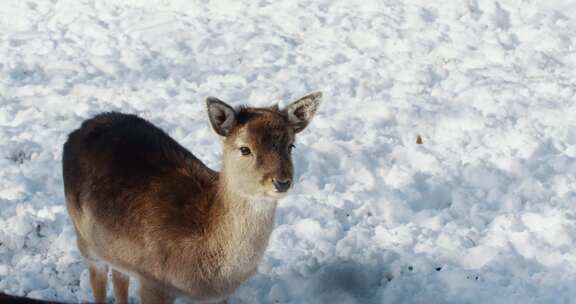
[{"left": 1, "top": 0, "right": 576, "bottom": 303}]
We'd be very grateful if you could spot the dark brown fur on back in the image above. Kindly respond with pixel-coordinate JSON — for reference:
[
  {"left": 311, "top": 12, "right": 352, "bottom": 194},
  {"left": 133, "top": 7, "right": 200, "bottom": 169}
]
[{"left": 63, "top": 113, "right": 219, "bottom": 240}]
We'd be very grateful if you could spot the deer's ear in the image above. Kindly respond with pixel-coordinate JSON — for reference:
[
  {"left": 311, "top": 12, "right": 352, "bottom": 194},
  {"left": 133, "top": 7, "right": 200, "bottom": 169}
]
[
  {"left": 284, "top": 92, "right": 322, "bottom": 133},
  {"left": 206, "top": 97, "right": 236, "bottom": 136}
]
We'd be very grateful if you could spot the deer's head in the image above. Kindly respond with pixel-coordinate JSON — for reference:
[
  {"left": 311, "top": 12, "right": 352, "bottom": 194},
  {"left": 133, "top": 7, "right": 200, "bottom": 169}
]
[{"left": 207, "top": 92, "right": 322, "bottom": 199}]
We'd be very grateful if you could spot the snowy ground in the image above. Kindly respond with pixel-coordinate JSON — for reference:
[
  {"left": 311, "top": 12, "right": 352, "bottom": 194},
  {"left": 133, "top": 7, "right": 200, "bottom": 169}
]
[{"left": 1, "top": 0, "right": 576, "bottom": 303}]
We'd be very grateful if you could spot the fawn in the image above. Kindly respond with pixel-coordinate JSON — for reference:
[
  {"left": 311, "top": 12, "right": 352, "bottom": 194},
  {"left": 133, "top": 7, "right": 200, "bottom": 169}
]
[{"left": 62, "top": 92, "right": 322, "bottom": 303}]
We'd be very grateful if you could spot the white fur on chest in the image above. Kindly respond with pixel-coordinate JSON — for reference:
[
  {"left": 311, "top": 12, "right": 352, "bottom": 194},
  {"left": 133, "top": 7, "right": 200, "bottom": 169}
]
[
  {"left": 217, "top": 198, "right": 277, "bottom": 282},
  {"left": 170, "top": 197, "right": 279, "bottom": 302}
]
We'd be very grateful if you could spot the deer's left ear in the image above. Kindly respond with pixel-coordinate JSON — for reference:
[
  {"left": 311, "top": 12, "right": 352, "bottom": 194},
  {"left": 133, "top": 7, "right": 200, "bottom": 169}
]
[{"left": 283, "top": 92, "right": 322, "bottom": 133}]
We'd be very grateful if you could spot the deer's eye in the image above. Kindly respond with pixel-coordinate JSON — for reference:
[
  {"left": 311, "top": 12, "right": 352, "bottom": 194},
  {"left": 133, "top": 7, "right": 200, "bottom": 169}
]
[
  {"left": 239, "top": 147, "right": 251, "bottom": 156},
  {"left": 289, "top": 144, "right": 295, "bottom": 153}
]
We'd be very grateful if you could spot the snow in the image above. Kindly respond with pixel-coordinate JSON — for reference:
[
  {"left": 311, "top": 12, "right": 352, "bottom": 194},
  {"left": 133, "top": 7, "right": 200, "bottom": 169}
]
[{"left": 1, "top": 0, "right": 576, "bottom": 303}]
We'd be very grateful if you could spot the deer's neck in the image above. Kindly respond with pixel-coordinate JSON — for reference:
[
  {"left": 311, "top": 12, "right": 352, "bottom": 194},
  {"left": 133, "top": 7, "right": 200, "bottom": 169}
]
[
  {"left": 158, "top": 171, "right": 279, "bottom": 298},
  {"left": 214, "top": 170, "right": 280, "bottom": 220},
  {"left": 207, "top": 174, "right": 278, "bottom": 275}
]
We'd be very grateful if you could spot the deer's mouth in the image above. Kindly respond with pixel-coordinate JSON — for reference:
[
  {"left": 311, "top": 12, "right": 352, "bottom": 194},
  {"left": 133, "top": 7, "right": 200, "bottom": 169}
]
[
  {"left": 266, "top": 188, "right": 291, "bottom": 199},
  {"left": 247, "top": 188, "right": 290, "bottom": 200}
]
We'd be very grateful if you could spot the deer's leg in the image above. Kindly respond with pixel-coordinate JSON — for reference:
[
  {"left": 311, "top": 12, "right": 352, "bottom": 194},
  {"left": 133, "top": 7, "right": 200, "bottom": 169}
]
[
  {"left": 139, "top": 278, "right": 175, "bottom": 304},
  {"left": 89, "top": 263, "right": 109, "bottom": 304},
  {"left": 112, "top": 269, "right": 130, "bottom": 304}
]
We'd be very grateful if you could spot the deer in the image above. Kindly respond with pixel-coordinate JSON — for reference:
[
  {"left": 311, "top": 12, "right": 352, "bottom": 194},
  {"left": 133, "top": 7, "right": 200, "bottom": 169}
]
[{"left": 62, "top": 92, "right": 322, "bottom": 304}]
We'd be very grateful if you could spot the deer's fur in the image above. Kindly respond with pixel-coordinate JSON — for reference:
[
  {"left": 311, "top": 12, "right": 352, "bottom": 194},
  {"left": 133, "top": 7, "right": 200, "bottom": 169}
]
[{"left": 62, "top": 92, "right": 322, "bottom": 304}]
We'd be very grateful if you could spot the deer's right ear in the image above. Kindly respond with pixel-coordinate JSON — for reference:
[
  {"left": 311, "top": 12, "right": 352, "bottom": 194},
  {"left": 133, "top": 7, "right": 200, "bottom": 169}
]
[{"left": 206, "top": 97, "right": 237, "bottom": 136}]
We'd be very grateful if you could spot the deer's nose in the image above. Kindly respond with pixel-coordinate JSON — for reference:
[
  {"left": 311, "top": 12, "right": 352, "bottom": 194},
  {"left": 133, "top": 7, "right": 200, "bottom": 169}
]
[{"left": 272, "top": 178, "right": 291, "bottom": 193}]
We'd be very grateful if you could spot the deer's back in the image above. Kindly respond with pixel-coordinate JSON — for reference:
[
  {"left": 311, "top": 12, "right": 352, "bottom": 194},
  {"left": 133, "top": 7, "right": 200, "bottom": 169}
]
[{"left": 63, "top": 112, "right": 218, "bottom": 252}]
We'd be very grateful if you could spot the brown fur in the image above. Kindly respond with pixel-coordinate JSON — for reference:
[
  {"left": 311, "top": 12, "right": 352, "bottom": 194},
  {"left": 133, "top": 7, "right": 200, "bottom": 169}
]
[{"left": 62, "top": 93, "right": 321, "bottom": 303}]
